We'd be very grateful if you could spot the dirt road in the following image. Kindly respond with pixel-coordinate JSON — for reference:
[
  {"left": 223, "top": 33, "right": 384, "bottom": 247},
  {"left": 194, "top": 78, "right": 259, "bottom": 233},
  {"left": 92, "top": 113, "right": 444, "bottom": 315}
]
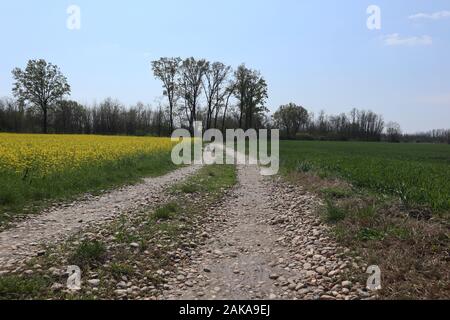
[
  {"left": 0, "top": 146, "right": 373, "bottom": 300},
  {"left": 160, "top": 161, "right": 373, "bottom": 300},
  {"left": 0, "top": 165, "right": 201, "bottom": 270}
]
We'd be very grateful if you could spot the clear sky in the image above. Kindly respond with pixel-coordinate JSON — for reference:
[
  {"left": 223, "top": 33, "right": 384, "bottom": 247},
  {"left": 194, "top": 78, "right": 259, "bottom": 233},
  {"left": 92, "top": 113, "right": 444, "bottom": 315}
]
[{"left": 0, "top": 0, "right": 449, "bottom": 133}]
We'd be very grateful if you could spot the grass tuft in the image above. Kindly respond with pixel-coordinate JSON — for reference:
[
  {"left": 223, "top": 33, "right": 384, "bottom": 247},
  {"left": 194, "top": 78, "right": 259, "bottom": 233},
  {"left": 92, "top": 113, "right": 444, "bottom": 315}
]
[
  {"left": 69, "top": 240, "right": 107, "bottom": 268},
  {"left": 110, "top": 263, "right": 135, "bottom": 278},
  {"left": 154, "top": 202, "right": 180, "bottom": 221},
  {"left": 324, "top": 199, "right": 347, "bottom": 223},
  {"left": 357, "top": 228, "right": 385, "bottom": 241}
]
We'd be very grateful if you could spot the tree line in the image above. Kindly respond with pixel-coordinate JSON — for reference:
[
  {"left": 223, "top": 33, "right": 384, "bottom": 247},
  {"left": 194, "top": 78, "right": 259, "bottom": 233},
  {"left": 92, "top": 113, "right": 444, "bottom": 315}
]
[
  {"left": 0, "top": 58, "right": 448, "bottom": 143},
  {"left": 0, "top": 58, "right": 269, "bottom": 136},
  {"left": 151, "top": 57, "right": 268, "bottom": 133},
  {"left": 0, "top": 97, "right": 169, "bottom": 136},
  {"left": 273, "top": 102, "right": 449, "bottom": 143},
  {"left": 274, "top": 104, "right": 385, "bottom": 141}
]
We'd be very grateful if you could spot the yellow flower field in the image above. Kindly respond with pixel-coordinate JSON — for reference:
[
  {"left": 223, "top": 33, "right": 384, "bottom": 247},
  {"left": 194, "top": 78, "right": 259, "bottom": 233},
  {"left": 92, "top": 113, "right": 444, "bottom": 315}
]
[{"left": 0, "top": 133, "right": 175, "bottom": 176}]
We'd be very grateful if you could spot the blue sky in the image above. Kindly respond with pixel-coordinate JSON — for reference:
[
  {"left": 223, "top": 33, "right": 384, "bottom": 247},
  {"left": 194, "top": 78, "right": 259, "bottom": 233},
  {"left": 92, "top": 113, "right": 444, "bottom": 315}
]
[{"left": 0, "top": 0, "right": 449, "bottom": 132}]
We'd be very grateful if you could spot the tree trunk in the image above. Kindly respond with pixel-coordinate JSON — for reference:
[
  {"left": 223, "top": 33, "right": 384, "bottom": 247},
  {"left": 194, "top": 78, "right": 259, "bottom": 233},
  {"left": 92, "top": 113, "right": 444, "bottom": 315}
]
[
  {"left": 214, "top": 107, "right": 220, "bottom": 129},
  {"left": 239, "top": 104, "right": 243, "bottom": 129},
  {"left": 169, "top": 101, "right": 174, "bottom": 133},
  {"left": 248, "top": 104, "right": 253, "bottom": 130},
  {"left": 222, "top": 91, "right": 232, "bottom": 133},
  {"left": 157, "top": 108, "right": 162, "bottom": 137},
  {"left": 222, "top": 106, "right": 228, "bottom": 133},
  {"left": 42, "top": 105, "right": 48, "bottom": 134}
]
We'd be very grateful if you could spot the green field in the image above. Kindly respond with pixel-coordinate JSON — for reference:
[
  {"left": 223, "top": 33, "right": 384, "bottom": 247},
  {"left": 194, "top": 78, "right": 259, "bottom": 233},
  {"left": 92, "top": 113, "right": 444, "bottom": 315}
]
[{"left": 279, "top": 141, "right": 450, "bottom": 212}]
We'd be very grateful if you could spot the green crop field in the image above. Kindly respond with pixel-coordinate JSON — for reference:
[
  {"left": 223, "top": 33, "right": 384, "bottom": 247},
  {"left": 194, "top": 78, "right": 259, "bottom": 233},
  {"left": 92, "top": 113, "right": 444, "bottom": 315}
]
[{"left": 279, "top": 141, "right": 450, "bottom": 212}]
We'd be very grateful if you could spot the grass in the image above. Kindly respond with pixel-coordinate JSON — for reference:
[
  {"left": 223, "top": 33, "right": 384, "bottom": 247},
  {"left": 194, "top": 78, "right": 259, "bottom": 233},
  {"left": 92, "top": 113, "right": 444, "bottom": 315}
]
[
  {"left": 0, "top": 151, "right": 178, "bottom": 228},
  {"left": 281, "top": 140, "right": 450, "bottom": 299},
  {"left": 68, "top": 240, "right": 107, "bottom": 268},
  {"left": 317, "top": 179, "right": 448, "bottom": 299},
  {"left": 321, "top": 187, "right": 354, "bottom": 199},
  {"left": 179, "top": 183, "right": 201, "bottom": 194},
  {"left": 110, "top": 263, "right": 135, "bottom": 278},
  {"left": 153, "top": 202, "right": 180, "bottom": 221},
  {"left": 280, "top": 141, "right": 450, "bottom": 213},
  {"left": 0, "top": 274, "right": 52, "bottom": 300},
  {"left": 114, "top": 216, "right": 140, "bottom": 244},
  {"left": 324, "top": 200, "right": 348, "bottom": 223},
  {"left": 173, "top": 164, "right": 237, "bottom": 196}
]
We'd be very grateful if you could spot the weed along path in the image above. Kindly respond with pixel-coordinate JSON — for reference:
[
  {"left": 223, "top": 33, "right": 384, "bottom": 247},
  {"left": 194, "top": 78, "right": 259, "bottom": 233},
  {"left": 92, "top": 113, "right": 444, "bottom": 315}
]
[
  {"left": 0, "top": 165, "right": 201, "bottom": 269},
  {"left": 160, "top": 148, "right": 374, "bottom": 300}
]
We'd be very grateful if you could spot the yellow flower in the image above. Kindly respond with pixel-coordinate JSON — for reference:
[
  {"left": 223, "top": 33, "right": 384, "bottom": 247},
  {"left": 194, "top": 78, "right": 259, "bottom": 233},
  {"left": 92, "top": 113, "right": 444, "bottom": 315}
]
[{"left": 0, "top": 133, "right": 175, "bottom": 177}]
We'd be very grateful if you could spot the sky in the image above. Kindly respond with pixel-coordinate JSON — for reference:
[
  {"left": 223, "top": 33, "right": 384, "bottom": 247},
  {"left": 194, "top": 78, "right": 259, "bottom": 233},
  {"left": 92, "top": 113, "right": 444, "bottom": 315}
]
[{"left": 0, "top": 0, "right": 449, "bottom": 133}]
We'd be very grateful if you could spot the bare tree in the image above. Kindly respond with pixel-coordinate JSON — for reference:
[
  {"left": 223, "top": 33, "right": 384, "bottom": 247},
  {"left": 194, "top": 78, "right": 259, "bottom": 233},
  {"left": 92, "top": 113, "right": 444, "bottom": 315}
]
[
  {"left": 151, "top": 57, "right": 181, "bottom": 133},
  {"left": 178, "top": 57, "right": 209, "bottom": 133},
  {"left": 386, "top": 121, "right": 402, "bottom": 142},
  {"left": 220, "top": 82, "right": 236, "bottom": 131},
  {"left": 12, "top": 59, "right": 71, "bottom": 133},
  {"left": 202, "top": 62, "right": 231, "bottom": 129}
]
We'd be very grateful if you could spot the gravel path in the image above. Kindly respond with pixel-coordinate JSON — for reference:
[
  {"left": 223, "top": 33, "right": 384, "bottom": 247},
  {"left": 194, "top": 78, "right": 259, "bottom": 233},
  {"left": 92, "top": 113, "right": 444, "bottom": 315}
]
[
  {"left": 161, "top": 162, "right": 374, "bottom": 300},
  {"left": 0, "top": 165, "right": 201, "bottom": 269},
  {"left": 0, "top": 145, "right": 374, "bottom": 300}
]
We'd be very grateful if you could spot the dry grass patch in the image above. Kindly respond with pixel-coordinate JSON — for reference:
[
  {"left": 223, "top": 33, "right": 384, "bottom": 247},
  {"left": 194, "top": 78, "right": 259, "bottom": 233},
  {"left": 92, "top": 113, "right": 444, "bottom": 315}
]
[{"left": 290, "top": 171, "right": 449, "bottom": 300}]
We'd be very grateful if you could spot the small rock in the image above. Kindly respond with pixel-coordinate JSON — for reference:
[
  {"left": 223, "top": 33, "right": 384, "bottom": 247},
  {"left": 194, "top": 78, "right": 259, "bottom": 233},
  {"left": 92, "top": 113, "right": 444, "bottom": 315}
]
[
  {"left": 298, "top": 288, "right": 310, "bottom": 295},
  {"left": 51, "top": 283, "right": 64, "bottom": 291},
  {"left": 114, "top": 289, "right": 127, "bottom": 296},
  {"left": 88, "top": 279, "right": 100, "bottom": 287},
  {"left": 320, "top": 295, "right": 336, "bottom": 300},
  {"left": 295, "top": 283, "right": 306, "bottom": 291},
  {"left": 342, "top": 280, "right": 352, "bottom": 288},
  {"left": 37, "top": 250, "right": 46, "bottom": 257},
  {"left": 316, "top": 267, "right": 326, "bottom": 275}
]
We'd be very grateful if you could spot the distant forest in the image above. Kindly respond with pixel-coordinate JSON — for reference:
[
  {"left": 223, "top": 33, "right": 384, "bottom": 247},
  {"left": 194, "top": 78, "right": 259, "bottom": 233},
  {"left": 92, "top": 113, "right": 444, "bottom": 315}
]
[{"left": 0, "top": 58, "right": 449, "bottom": 144}]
